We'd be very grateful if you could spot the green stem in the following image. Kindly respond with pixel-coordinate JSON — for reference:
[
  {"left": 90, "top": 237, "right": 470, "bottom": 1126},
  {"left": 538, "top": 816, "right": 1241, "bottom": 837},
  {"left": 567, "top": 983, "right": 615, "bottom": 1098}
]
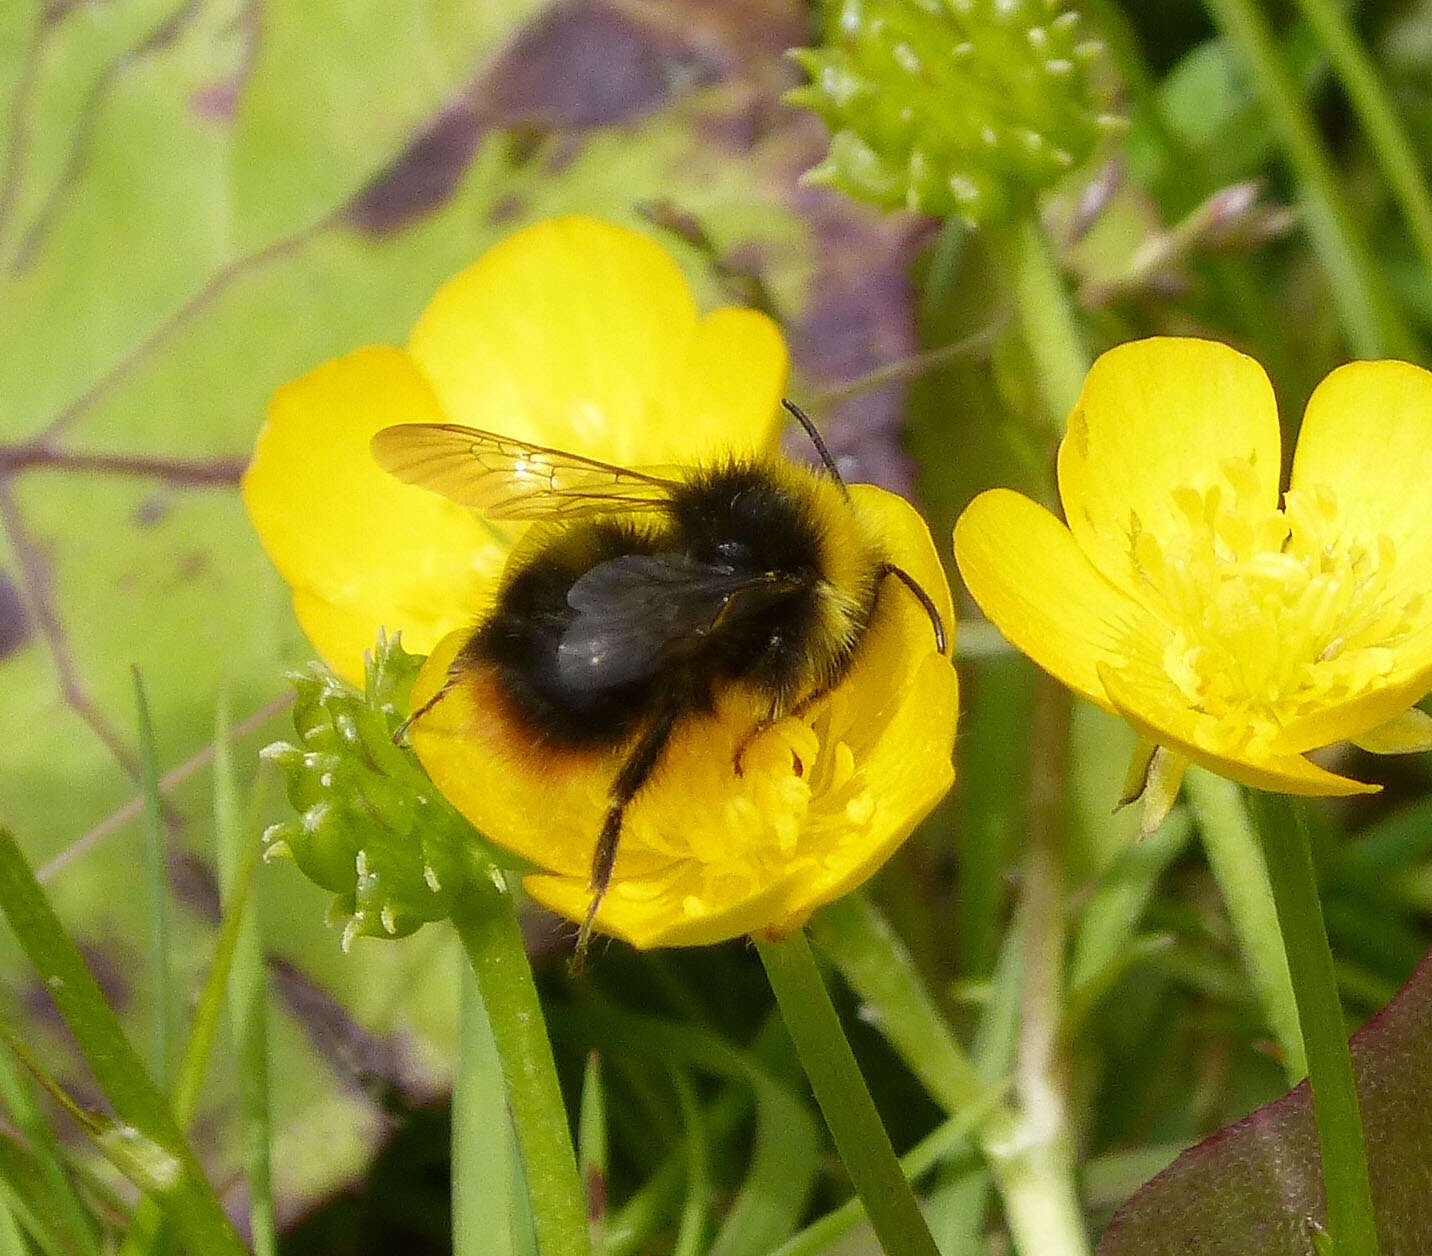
[
  {"left": 754, "top": 931, "right": 940, "bottom": 1256},
  {"left": 773, "top": 1100, "right": 1004, "bottom": 1256},
  {"left": 811, "top": 892, "right": 1088, "bottom": 1256},
  {"left": 1247, "top": 791, "right": 1380, "bottom": 1256},
  {"left": 449, "top": 873, "right": 590, "bottom": 1256},
  {"left": 453, "top": 962, "right": 518, "bottom": 1256},
  {"left": 215, "top": 708, "right": 277, "bottom": 1256},
  {"left": 1292, "top": 0, "right": 1432, "bottom": 286},
  {"left": 1203, "top": 0, "right": 1416, "bottom": 359},
  {"left": 985, "top": 212, "right": 1088, "bottom": 427},
  {"left": 1184, "top": 768, "right": 1305, "bottom": 1081},
  {"left": 808, "top": 893, "right": 988, "bottom": 1113},
  {"left": 976, "top": 212, "right": 1092, "bottom": 1256},
  {"left": 985, "top": 678, "right": 1089, "bottom": 1256}
]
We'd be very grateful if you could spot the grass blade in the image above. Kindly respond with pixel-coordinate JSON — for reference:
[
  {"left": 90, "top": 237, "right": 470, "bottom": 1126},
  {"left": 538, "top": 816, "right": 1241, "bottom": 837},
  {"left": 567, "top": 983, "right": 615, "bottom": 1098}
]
[
  {"left": 557, "top": 1002, "right": 820, "bottom": 1256},
  {"left": 115, "top": 703, "right": 275, "bottom": 1256},
  {"left": 132, "top": 671, "right": 175, "bottom": 1098},
  {"left": 453, "top": 962, "right": 519, "bottom": 1256},
  {"left": 577, "top": 1051, "right": 606, "bottom": 1252},
  {"left": 0, "top": 1041, "right": 100, "bottom": 1254},
  {"left": 0, "top": 1125, "right": 99, "bottom": 1256},
  {"left": 0, "top": 827, "right": 246, "bottom": 1255},
  {"left": 215, "top": 695, "right": 277, "bottom": 1256},
  {"left": 669, "top": 1072, "right": 708, "bottom": 1256},
  {"left": 0, "top": 1182, "right": 27, "bottom": 1256}
]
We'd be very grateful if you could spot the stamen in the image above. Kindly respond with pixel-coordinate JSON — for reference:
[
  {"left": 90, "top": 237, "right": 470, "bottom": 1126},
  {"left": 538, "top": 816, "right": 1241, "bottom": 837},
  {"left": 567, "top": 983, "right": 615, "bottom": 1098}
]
[{"left": 1117, "top": 462, "right": 1421, "bottom": 755}]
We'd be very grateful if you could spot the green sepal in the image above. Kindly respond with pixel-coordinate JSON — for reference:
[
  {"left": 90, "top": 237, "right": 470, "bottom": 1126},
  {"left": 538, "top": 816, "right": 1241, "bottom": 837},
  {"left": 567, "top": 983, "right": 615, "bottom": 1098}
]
[{"left": 261, "top": 632, "right": 517, "bottom": 948}]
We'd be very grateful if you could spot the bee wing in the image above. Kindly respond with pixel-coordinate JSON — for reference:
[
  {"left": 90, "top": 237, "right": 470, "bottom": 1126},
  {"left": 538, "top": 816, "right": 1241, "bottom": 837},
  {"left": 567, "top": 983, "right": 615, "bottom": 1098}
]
[
  {"left": 370, "top": 423, "right": 681, "bottom": 520},
  {"left": 557, "top": 554, "right": 796, "bottom": 692}
]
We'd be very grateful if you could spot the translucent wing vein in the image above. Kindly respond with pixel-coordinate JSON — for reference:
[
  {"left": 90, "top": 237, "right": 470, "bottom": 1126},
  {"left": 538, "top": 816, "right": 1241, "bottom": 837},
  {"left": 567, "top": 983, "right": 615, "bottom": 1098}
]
[{"left": 371, "top": 422, "right": 680, "bottom": 520}]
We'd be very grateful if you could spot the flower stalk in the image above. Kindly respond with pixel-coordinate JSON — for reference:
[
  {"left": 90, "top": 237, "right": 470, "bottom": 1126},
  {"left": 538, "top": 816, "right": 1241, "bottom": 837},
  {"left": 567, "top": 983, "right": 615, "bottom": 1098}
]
[
  {"left": 450, "top": 871, "right": 591, "bottom": 1256},
  {"left": 755, "top": 931, "right": 941, "bottom": 1256},
  {"left": 1000, "top": 677, "right": 1089, "bottom": 1256},
  {"left": 979, "top": 202, "right": 1091, "bottom": 1256},
  {"left": 813, "top": 888, "right": 1091, "bottom": 1256},
  {"left": 1247, "top": 791, "right": 1380, "bottom": 1256},
  {"left": 1184, "top": 768, "right": 1306, "bottom": 1081},
  {"left": 986, "top": 212, "right": 1089, "bottom": 427}
]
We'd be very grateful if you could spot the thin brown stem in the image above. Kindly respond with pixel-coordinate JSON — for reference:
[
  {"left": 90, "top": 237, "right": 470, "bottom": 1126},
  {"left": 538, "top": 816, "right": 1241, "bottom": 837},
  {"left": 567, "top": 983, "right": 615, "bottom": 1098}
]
[
  {"left": 0, "top": 443, "right": 245, "bottom": 486},
  {"left": 0, "top": 481, "right": 144, "bottom": 780}
]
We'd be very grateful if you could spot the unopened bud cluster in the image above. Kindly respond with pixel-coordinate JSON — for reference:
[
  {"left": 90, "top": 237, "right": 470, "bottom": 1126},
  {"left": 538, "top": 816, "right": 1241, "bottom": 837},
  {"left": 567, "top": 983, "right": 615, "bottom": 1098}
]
[
  {"left": 790, "top": 0, "right": 1120, "bottom": 224},
  {"left": 261, "top": 633, "right": 491, "bottom": 949}
]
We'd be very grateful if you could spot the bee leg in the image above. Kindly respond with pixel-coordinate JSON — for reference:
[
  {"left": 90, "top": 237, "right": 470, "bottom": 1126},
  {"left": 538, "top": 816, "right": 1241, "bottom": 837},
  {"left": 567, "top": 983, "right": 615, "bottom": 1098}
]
[
  {"left": 391, "top": 654, "right": 474, "bottom": 745},
  {"left": 391, "top": 674, "right": 459, "bottom": 746},
  {"left": 875, "top": 562, "right": 948, "bottom": 654},
  {"left": 732, "top": 688, "right": 831, "bottom": 777},
  {"left": 571, "top": 707, "right": 681, "bottom": 975}
]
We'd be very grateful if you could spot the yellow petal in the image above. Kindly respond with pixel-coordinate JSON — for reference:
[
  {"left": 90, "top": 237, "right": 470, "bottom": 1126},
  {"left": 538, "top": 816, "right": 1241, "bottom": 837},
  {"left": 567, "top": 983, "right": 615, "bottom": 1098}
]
[
  {"left": 849, "top": 483, "right": 954, "bottom": 682},
  {"left": 1097, "top": 664, "right": 1377, "bottom": 797},
  {"left": 669, "top": 306, "right": 790, "bottom": 461},
  {"left": 407, "top": 215, "right": 787, "bottom": 464},
  {"left": 1057, "top": 338, "right": 1282, "bottom": 598},
  {"left": 779, "top": 653, "right": 958, "bottom": 929},
  {"left": 1290, "top": 359, "right": 1432, "bottom": 597},
  {"left": 242, "top": 347, "right": 507, "bottom": 682},
  {"left": 524, "top": 867, "right": 807, "bottom": 950},
  {"left": 953, "top": 489, "right": 1148, "bottom": 713}
]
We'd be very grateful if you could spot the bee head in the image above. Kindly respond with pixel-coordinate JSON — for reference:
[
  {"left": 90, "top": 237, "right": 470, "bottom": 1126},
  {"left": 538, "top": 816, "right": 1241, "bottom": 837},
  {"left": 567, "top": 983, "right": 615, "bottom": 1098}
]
[{"left": 675, "top": 462, "right": 825, "bottom": 581}]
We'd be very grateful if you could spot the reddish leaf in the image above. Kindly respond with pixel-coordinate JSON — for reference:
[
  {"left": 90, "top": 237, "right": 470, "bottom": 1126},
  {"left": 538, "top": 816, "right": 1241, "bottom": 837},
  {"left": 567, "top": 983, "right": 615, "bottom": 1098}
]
[{"left": 1099, "top": 946, "right": 1432, "bottom": 1255}]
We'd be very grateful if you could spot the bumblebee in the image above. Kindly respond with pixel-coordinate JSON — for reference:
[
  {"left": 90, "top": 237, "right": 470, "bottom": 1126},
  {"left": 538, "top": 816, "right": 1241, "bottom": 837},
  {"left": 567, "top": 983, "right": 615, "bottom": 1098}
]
[{"left": 372, "top": 402, "right": 946, "bottom": 965}]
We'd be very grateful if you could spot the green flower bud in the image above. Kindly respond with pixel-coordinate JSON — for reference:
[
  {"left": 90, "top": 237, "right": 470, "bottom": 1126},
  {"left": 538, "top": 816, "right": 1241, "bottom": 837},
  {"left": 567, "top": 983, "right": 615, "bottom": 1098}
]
[
  {"left": 790, "top": 0, "right": 1121, "bottom": 224},
  {"left": 261, "top": 632, "right": 507, "bottom": 948}
]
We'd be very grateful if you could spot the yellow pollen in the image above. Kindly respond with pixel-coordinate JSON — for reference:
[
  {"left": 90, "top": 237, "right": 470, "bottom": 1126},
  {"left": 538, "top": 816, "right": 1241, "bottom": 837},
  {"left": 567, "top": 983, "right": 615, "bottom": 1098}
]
[{"left": 1120, "top": 462, "right": 1421, "bottom": 755}]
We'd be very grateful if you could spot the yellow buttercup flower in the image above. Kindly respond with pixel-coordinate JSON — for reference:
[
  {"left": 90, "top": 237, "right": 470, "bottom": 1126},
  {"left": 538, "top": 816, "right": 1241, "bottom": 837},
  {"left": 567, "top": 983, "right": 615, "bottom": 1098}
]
[
  {"left": 954, "top": 337, "right": 1432, "bottom": 811},
  {"left": 245, "top": 215, "right": 957, "bottom": 950}
]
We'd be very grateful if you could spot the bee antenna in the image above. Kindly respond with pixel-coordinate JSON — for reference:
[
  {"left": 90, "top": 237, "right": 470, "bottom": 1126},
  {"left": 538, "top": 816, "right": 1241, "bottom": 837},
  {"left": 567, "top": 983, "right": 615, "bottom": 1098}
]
[{"left": 782, "top": 399, "right": 850, "bottom": 500}]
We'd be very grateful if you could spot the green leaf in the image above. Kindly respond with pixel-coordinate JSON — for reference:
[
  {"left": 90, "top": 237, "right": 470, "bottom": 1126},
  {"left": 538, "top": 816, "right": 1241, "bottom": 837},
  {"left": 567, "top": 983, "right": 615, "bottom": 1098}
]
[{"left": 577, "top": 1050, "right": 607, "bottom": 1251}]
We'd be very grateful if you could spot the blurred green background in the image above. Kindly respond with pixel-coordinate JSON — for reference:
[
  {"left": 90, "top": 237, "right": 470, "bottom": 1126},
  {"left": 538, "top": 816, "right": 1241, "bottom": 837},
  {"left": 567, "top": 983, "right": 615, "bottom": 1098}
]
[{"left": 3, "top": 1, "right": 1432, "bottom": 1251}]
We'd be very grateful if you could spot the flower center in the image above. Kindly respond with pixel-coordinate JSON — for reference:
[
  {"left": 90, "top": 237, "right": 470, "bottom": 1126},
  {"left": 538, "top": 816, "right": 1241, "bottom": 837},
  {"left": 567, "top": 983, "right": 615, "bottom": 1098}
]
[
  {"left": 1119, "top": 456, "right": 1423, "bottom": 755},
  {"left": 615, "top": 701, "right": 874, "bottom": 918}
]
